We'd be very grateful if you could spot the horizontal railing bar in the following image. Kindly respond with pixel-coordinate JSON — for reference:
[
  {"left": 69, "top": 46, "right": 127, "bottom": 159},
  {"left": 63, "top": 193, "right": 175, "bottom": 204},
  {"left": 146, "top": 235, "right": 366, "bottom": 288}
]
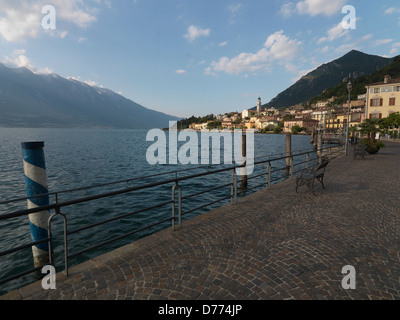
[
  {"left": 247, "top": 182, "right": 267, "bottom": 191},
  {"left": 270, "top": 177, "right": 285, "bottom": 183},
  {"left": 270, "top": 166, "right": 289, "bottom": 174},
  {"left": 181, "top": 195, "right": 231, "bottom": 217},
  {"left": 1, "top": 165, "right": 247, "bottom": 220},
  {"left": 246, "top": 172, "right": 266, "bottom": 180},
  {"left": 0, "top": 265, "right": 45, "bottom": 287},
  {"left": 1, "top": 146, "right": 338, "bottom": 210},
  {"left": 68, "top": 200, "right": 173, "bottom": 236},
  {"left": 181, "top": 182, "right": 232, "bottom": 200},
  {"left": 0, "top": 237, "right": 50, "bottom": 257},
  {"left": 68, "top": 217, "right": 172, "bottom": 259},
  {"left": 0, "top": 165, "right": 225, "bottom": 205}
]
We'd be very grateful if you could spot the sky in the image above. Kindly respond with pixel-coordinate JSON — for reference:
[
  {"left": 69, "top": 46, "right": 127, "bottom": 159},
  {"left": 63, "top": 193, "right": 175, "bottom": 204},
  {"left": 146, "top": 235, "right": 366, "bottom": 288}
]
[{"left": 1, "top": 0, "right": 400, "bottom": 118}]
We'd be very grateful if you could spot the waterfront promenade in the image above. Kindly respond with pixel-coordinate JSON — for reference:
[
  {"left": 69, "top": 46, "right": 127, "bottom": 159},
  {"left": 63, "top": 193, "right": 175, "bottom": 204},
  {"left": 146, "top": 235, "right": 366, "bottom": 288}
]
[{"left": 2, "top": 142, "right": 400, "bottom": 300}]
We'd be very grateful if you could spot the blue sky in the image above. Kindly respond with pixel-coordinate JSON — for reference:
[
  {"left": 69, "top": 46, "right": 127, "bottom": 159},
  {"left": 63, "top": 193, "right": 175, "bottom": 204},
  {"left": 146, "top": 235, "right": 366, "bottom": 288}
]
[{"left": 1, "top": 0, "right": 400, "bottom": 118}]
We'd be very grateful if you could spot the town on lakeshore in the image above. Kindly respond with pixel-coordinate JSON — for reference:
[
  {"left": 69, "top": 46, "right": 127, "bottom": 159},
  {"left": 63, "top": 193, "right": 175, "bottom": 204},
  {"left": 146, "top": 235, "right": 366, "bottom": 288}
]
[{"left": 182, "top": 75, "right": 400, "bottom": 137}]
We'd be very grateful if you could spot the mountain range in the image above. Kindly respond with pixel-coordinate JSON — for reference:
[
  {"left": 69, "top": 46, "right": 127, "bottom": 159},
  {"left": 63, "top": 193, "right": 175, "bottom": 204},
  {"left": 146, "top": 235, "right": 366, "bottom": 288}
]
[
  {"left": 0, "top": 50, "right": 394, "bottom": 128},
  {"left": 0, "top": 63, "right": 180, "bottom": 129},
  {"left": 262, "top": 50, "right": 392, "bottom": 109}
]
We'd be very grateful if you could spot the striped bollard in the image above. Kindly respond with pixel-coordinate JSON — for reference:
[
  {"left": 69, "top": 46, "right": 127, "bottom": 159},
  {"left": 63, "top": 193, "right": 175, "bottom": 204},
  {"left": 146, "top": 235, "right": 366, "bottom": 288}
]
[{"left": 21, "top": 142, "right": 51, "bottom": 272}]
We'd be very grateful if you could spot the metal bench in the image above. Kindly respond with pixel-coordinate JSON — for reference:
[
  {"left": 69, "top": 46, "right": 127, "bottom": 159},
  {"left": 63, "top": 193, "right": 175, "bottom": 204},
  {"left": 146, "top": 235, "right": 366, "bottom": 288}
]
[
  {"left": 295, "top": 158, "right": 330, "bottom": 196},
  {"left": 353, "top": 144, "right": 367, "bottom": 160}
]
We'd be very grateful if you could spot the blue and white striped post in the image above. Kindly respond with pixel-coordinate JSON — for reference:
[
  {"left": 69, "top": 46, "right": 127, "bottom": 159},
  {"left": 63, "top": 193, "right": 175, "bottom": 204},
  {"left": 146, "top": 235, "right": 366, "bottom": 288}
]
[{"left": 21, "top": 142, "right": 51, "bottom": 270}]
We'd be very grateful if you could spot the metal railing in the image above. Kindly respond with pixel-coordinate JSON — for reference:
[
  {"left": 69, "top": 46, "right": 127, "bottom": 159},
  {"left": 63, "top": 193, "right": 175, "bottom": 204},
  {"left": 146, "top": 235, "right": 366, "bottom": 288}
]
[{"left": 0, "top": 144, "right": 343, "bottom": 291}]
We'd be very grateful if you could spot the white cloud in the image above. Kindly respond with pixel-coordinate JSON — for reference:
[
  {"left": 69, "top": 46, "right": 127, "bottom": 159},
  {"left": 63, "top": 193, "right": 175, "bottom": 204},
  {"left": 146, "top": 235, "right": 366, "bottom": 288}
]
[
  {"left": 219, "top": 41, "right": 228, "bottom": 47},
  {"left": 296, "top": 0, "right": 347, "bottom": 16},
  {"left": 374, "top": 39, "right": 393, "bottom": 46},
  {"left": 175, "top": 69, "right": 187, "bottom": 74},
  {"left": 334, "top": 33, "right": 373, "bottom": 54},
  {"left": 384, "top": 7, "right": 400, "bottom": 15},
  {"left": 204, "top": 67, "right": 217, "bottom": 77},
  {"left": 227, "top": 3, "right": 242, "bottom": 24},
  {"left": 59, "top": 31, "right": 68, "bottom": 39},
  {"left": 0, "top": 0, "right": 100, "bottom": 42},
  {"left": 264, "top": 30, "right": 302, "bottom": 60},
  {"left": 67, "top": 76, "right": 81, "bottom": 81},
  {"left": 318, "top": 22, "right": 349, "bottom": 43},
  {"left": 320, "top": 46, "right": 330, "bottom": 53},
  {"left": 84, "top": 80, "right": 102, "bottom": 87},
  {"left": 13, "top": 49, "right": 26, "bottom": 55},
  {"left": 228, "top": 3, "right": 242, "bottom": 14},
  {"left": 183, "top": 25, "right": 211, "bottom": 42},
  {"left": 279, "top": 2, "right": 296, "bottom": 18},
  {"left": 206, "top": 30, "right": 302, "bottom": 76},
  {"left": 384, "top": 7, "right": 400, "bottom": 26},
  {"left": 67, "top": 76, "right": 103, "bottom": 88},
  {"left": 2, "top": 50, "right": 53, "bottom": 74},
  {"left": 389, "top": 42, "right": 400, "bottom": 55}
]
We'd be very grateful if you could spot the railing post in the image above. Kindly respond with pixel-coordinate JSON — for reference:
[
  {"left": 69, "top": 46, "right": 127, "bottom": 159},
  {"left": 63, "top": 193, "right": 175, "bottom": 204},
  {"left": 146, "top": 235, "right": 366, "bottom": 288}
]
[
  {"left": 289, "top": 157, "right": 294, "bottom": 179},
  {"left": 62, "top": 212, "right": 69, "bottom": 276},
  {"left": 172, "top": 180, "right": 182, "bottom": 231},
  {"left": 306, "top": 153, "right": 310, "bottom": 169},
  {"left": 178, "top": 184, "right": 182, "bottom": 229},
  {"left": 231, "top": 169, "right": 237, "bottom": 205},
  {"left": 171, "top": 183, "right": 176, "bottom": 231},
  {"left": 266, "top": 161, "right": 271, "bottom": 188}
]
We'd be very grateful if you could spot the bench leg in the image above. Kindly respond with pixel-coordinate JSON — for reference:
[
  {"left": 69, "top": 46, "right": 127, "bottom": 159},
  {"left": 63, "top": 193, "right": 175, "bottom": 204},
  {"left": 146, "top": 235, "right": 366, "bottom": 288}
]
[
  {"left": 311, "top": 180, "right": 317, "bottom": 196},
  {"left": 296, "top": 178, "right": 305, "bottom": 193},
  {"left": 319, "top": 176, "right": 325, "bottom": 189}
]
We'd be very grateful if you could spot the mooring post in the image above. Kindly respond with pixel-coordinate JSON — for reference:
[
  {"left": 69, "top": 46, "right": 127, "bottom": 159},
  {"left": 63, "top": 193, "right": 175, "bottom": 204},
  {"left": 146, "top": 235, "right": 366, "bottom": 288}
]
[
  {"left": 285, "top": 133, "right": 292, "bottom": 168},
  {"left": 240, "top": 132, "right": 247, "bottom": 189},
  {"left": 21, "top": 142, "right": 51, "bottom": 274}
]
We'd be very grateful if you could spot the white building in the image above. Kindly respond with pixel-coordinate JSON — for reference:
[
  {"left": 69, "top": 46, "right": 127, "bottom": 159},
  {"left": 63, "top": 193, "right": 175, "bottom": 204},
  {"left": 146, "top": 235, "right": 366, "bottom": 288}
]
[{"left": 311, "top": 110, "right": 329, "bottom": 129}]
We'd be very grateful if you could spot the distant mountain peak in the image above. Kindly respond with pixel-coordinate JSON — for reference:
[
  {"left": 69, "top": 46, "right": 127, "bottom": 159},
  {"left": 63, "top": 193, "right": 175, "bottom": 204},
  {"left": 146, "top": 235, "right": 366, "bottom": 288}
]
[
  {"left": 0, "top": 63, "right": 180, "bottom": 128},
  {"left": 264, "top": 50, "right": 391, "bottom": 109}
]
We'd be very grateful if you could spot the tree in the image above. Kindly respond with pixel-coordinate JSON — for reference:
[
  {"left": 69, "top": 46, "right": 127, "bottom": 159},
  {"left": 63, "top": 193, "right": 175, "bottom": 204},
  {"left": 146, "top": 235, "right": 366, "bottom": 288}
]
[
  {"left": 283, "top": 114, "right": 295, "bottom": 121},
  {"left": 273, "top": 126, "right": 283, "bottom": 134},
  {"left": 379, "top": 112, "right": 400, "bottom": 130},
  {"left": 207, "top": 121, "right": 222, "bottom": 130},
  {"left": 359, "top": 119, "right": 380, "bottom": 140},
  {"left": 291, "top": 125, "right": 305, "bottom": 135}
]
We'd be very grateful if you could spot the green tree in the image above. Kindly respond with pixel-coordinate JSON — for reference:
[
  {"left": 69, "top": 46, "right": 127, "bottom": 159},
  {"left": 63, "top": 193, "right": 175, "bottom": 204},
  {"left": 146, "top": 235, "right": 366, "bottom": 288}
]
[
  {"left": 207, "top": 121, "right": 222, "bottom": 130},
  {"left": 291, "top": 125, "right": 305, "bottom": 135},
  {"left": 359, "top": 119, "right": 380, "bottom": 140},
  {"left": 273, "top": 126, "right": 283, "bottom": 134},
  {"left": 379, "top": 112, "right": 400, "bottom": 130}
]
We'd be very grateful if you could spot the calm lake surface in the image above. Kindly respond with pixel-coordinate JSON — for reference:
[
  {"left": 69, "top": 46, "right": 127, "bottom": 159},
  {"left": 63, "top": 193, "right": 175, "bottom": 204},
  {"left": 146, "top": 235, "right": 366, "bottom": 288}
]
[{"left": 0, "top": 128, "right": 313, "bottom": 294}]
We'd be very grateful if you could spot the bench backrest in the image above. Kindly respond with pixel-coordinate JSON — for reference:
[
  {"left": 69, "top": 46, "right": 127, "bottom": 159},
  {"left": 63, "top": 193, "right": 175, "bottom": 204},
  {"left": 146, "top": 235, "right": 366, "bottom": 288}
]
[{"left": 313, "top": 160, "right": 329, "bottom": 176}]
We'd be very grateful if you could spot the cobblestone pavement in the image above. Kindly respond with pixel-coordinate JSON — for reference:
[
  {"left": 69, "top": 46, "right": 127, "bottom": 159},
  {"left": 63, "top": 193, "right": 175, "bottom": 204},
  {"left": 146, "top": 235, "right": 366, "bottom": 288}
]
[{"left": 2, "top": 143, "right": 400, "bottom": 300}]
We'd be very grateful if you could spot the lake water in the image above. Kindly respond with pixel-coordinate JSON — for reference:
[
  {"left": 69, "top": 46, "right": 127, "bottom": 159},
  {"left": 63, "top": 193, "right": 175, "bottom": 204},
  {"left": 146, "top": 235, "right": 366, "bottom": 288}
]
[{"left": 0, "top": 128, "right": 313, "bottom": 294}]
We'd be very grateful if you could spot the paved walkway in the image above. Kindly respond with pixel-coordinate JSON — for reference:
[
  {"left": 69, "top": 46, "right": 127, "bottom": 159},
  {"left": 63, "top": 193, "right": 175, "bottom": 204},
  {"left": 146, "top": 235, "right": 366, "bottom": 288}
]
[{"left": 2, "top": 143, "right": 400, "bottom": 300}]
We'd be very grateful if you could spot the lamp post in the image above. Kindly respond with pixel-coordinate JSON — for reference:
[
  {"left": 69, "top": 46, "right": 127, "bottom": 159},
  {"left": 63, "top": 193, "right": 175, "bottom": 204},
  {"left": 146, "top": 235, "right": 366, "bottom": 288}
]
[{"left": 345, "top": 77, "right": 352, "bottom": 155}]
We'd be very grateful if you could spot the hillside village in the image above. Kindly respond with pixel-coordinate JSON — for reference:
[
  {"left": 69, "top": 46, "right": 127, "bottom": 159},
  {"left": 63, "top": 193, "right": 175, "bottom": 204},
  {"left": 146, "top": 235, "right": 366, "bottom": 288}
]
[{"left": 185, "top": 75, "right": 400, "bottom": 136}]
